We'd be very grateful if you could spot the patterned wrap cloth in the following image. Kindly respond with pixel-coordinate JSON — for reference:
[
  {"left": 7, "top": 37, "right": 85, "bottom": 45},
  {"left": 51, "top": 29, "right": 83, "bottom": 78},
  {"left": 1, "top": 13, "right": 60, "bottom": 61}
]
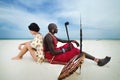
[{"left": 30, "top": 33, "right": 44, "bottom": 63}]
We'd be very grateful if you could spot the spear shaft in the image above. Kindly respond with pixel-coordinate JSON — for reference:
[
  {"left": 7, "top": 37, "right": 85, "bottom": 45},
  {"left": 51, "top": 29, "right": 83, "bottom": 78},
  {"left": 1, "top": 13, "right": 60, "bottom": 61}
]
[{"left": 80, "top": 15, "right": 82, "bottom": 53}]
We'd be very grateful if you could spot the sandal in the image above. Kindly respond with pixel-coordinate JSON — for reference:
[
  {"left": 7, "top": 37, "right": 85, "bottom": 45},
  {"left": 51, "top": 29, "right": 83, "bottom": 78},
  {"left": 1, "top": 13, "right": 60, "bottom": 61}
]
[{"left": 97, "top": 56, "right": 111, "bottom": 66}]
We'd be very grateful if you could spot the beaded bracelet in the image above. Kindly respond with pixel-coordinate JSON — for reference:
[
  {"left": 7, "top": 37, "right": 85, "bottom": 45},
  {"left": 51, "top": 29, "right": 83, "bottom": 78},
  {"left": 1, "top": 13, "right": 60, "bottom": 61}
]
[{"left": 62, "top": 48, "right": 65, "bottom": 53}]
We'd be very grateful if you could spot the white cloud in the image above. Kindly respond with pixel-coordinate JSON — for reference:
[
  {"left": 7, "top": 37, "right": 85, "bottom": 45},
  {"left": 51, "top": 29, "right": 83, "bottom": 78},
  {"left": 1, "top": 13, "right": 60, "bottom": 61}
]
[
  {"left": 0, "top": 0, "right": 120, "bottom": 39},
  {"left": 16, "top": 0, "right": 46, "bottom": 8},
  {"left": 0, "top": 5, "right": 61, "bottom": 38},
  {"left": 55, "top": 0, "right": 120, "bottom": 29},
  {"left": 0, "top": 6, "right": 58, "bottom": 35}
]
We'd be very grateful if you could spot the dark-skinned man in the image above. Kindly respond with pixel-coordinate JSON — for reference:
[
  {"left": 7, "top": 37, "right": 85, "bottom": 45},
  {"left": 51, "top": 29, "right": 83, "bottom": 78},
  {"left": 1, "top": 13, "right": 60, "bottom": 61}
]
[{"left": 43, "top": 23, "right": 111, "bottom": 66}]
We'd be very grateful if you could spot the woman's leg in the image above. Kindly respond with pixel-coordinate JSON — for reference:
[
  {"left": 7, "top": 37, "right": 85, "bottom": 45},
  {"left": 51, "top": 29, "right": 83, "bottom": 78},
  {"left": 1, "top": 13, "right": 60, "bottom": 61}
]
[
  {"left": 25, "top": 42, "right": 38, "bottom": 61},
  {"left": 12, "top": 45, "right": 28, "bottom": 60},
  {"left": 12, "top": 42, "right": 38, "bottom": 61}
]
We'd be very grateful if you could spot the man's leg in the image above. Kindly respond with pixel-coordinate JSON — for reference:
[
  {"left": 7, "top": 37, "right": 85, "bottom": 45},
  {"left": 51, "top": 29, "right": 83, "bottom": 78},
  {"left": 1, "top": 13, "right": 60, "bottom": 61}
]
[
  {"left": 82, "top": 51, "right": 111, "bottom": 66},
  {"left": 82, "top": 52, "right": 95, "bottom": 61}
]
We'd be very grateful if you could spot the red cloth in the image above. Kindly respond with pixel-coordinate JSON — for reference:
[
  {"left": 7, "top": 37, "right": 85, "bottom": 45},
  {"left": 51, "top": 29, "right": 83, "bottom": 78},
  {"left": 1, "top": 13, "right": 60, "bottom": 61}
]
[{"left": 44, "top": 34, "right": 81, "bottom": 64}]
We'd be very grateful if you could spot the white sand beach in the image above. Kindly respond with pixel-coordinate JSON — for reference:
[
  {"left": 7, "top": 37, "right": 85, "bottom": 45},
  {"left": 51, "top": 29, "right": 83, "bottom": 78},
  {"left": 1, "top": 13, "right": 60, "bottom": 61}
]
[{"left": 0, "top": 40, "right": 120, "bottom": 80}]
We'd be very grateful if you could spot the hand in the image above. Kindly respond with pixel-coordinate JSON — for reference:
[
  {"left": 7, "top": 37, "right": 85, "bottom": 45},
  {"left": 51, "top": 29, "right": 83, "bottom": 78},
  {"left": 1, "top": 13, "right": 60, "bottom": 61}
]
[
  {"left": 73, "top": 40, "right": 79, "bottom": 47},
  {"left": 66, "top": 43, "right": 72, "bottom": 51}
]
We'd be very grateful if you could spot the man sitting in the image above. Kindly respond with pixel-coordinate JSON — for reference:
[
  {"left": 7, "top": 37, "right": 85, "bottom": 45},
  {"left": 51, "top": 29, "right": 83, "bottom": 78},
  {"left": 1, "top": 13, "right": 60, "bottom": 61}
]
[{"left": 43, "top": 23, "right": 111, "bottom": 66}]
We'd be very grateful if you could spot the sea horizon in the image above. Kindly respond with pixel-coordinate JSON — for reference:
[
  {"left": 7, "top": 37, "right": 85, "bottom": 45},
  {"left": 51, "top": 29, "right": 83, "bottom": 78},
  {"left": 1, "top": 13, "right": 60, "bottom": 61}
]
[{"left": 0, "top": 38, "right": 120, "bottom": 40}]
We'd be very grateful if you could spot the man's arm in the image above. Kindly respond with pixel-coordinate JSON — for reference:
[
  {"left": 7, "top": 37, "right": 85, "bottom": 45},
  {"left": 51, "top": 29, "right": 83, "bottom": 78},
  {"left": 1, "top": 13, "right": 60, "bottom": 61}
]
[
  {"left": 56, "top": 37, "right": 70, "bottom": 43},
  {"left": 56, "top": 37, "right": 79, "bottom": 47}
]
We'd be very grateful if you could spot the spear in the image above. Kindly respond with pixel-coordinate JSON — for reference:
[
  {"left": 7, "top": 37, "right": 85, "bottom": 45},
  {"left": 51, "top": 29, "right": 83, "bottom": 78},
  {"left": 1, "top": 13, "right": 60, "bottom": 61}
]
[{"left": 80, "top": 15, "right": 82, "bottom": 53}]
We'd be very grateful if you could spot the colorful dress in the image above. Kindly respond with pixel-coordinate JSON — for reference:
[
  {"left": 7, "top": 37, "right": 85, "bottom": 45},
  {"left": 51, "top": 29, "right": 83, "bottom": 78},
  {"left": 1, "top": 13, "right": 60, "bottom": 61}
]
[
  {"left": 44, "top": 33, "right": 80, "bottom": 64},
  {"left": 31, "top": 33, "right": 44, "bottom": 62}
]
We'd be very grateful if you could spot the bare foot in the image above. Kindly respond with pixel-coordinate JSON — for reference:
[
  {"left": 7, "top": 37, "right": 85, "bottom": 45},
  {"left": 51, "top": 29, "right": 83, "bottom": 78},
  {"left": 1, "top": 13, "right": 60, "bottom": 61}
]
[{"left": 11, "top": 56, "right": 22, "bottom": 60}]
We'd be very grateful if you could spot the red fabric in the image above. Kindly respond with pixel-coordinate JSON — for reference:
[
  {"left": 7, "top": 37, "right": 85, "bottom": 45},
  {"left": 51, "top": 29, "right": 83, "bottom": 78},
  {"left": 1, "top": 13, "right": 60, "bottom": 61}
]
[{"left": 44, "top": 34, "right": 81, "bottom": 64}]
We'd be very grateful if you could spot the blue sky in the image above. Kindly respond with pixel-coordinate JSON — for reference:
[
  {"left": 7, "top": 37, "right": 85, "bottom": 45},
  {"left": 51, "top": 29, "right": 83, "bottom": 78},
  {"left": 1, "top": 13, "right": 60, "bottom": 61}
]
[{"left": 0, "top": 0, "right": 120, "bottom": 39}]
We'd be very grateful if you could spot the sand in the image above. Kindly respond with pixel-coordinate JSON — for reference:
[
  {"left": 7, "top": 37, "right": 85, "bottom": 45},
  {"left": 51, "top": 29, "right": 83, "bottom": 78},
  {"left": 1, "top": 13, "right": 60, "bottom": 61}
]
[{"left": 0, "top": 40, "right": 120, "bottom": 80}]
